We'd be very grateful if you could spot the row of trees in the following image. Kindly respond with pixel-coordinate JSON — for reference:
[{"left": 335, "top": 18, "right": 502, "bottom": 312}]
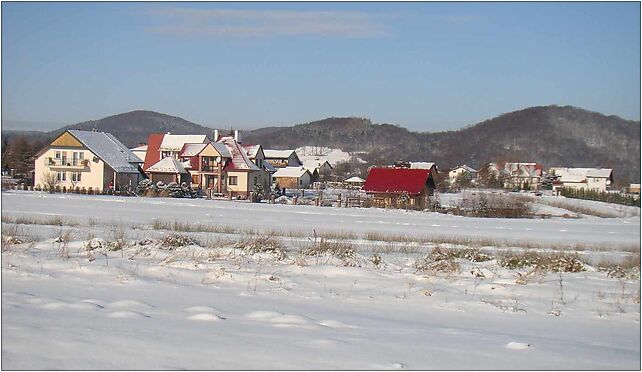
[{"left": 558, "top": 187, "right": 640, "bottom": 207}]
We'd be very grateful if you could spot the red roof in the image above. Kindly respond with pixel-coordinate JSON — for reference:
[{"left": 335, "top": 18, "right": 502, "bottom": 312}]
[
  {"left": 143, "top": 133, "right": 165, "bottom": 171},
  {"left": 363, "top": 168, "right": 432, "bottom": 195}
]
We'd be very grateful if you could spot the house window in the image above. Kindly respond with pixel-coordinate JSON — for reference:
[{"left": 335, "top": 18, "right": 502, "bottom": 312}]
[
  {"left": 72, "top": 152, "right": 84, "bottom": 165},
  {"left": 229, "top": 176, "right": 238, "bottom": 185},
  {"left": 71, "top": 172, "right": 82, "bottom": 182},
  {"left": 57, "top": 172, "right": 66, "bottom": 181},
  {"left": 299, "top": 179, "right": 303, "bottom": 186},
  {"left": 55, "top": 151, "right": 61, "bottom": 160}
]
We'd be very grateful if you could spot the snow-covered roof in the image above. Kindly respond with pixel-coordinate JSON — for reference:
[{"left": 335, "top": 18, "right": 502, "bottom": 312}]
[
  {"left": 218, "top": 136, "right": 260, "bottom": 171},
  {"left": 159, "top": 134, "right": 207, "bottom": 151},
  {"left": 68, "top": 130, "right": 141, "bottom": 173},
  {"left": 302, "top": 160, "right": 332, "bottom": 172},
  {"left": 146, "top": 157, "right": 188, "bottom": 174},
  {"left": 180, "top": 143, "right": 208, "bottom": 157},
  {"left": 273, "top": 166, "right": 310, "bottom": 178},
  {"left": 263, "top": 162, "right": 277, "bottom": 172},
  {"left": 264, "top": 149, "right": 296, "bottom": 159},
  {"left": 549, "top": 167, "right": 613, "bottom": 183},
  {"left": 131, "top": 145, "right": 147, "bottom": 152},
  {"left": 243, "top": 144, "right": 261, "bottom": 159},
  {"left": 409, "top": 162, "right": 436, "bottom": 170},
  {"left": 212, "top": 142, "right": 231, "bottom": 158},
  {"left": 450, "top": 165, "right": 477, "bottom": 173},
  {"left": 345, "top": 176, "right": 365, "bottom": 183}
]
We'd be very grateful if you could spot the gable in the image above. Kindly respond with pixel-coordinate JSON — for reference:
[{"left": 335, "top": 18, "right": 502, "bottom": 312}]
[
  {"left": 200, "top": 143, "right": 223, "bottom": 157},
  {"left": 51, "top": 132, "right": 84, "bottom": 148}
]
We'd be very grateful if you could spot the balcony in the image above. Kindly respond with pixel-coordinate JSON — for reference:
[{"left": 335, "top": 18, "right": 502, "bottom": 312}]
[{"left": 46, "top": 158, "right": 89, "bottom": 169}]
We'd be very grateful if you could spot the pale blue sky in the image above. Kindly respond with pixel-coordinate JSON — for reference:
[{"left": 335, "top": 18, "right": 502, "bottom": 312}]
[{"left": 2, "top": 2, "right": 640, "bottom": 131}]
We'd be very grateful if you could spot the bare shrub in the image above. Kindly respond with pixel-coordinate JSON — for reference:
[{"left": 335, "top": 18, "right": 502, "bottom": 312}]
[
  {"left": 233, "top": 235, "right": 286, "bottom": 260},
  {"left": 161, "top": 233, "right": 199, "bottom": 250},
  {"left": 456, "top": 192, "right": 532, "bottom": 218},
  {"left": 415, "top": 255, "right": 461, "bottom": 276}
]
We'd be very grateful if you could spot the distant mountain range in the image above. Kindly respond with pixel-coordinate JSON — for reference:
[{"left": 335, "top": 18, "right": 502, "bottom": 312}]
[{"left": 3, "top": 105, "right": 640, "bottom": 182}]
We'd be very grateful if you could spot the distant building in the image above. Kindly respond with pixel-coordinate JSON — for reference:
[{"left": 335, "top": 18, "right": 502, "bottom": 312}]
[
  {"left": 263, "top": 150, "right": 302, "bottom": 168},
  {"left": 34, "top": 130, "right": 143, "bottom": 191},
  {"left": 344, "top": 176, "right": 365, "bottom": 188},
  {"left": 549, "top": 167, "right": 613, "bottom": 193},
  {"left": 130, "top": 144, "right": 147, "bottom": 162},
  {"left": 448, "top": 165, "right": 477, "bottom": 184},
  {"left": 501, "top": 162, "right": 543, "bottom": 190}
]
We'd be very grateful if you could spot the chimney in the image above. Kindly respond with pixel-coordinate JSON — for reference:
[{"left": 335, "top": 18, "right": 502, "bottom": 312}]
[
  {"left": 213, "top": 130, "right": 219, "bottom": 142},
  {"left": 234, "top": 130, "right": 241, "bottom": 143}
]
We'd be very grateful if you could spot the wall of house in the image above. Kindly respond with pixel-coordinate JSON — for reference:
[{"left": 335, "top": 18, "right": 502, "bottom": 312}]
[
  {"left": 226, "top": 171, "right": 250, "bottom": 195},
  {"left": 34, "top": 148, "right": 106, "bottom": 191},
  {"left": 149, "top": 173, "right": 179, "bottom": 185}
]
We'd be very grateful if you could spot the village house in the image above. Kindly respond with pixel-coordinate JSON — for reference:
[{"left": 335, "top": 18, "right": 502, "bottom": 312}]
[
  {"left": 448, "top": 165, "right": 477, "bottom": 184},
  {"left": 363, "top": 166, "right": 437, "bottom": 209},
  {"left": 501, "top": 162, "right": 543, "bottom": 190},
  {"left": 263, "top": 149, "right": 302, "bottom": 168},
  {"left": 302, "top": 159, "right": 333, "bottom": 182},
  {"left": 178, "top": 142, "right": 231, "bottom": 193},
  {"left": 217, "top": 135, "right": 269, "bottom": 198},
  {"left": 243, "top": 143, "right": 276, "bottom": 189},
  {"left": 34, "top": 130, "right": 143, "bottom": 192},
  {"left": 273, "top": 166, "right": 312, "bottom": 190},
  {"left": 548, "top": 167, "right": 613, "bottom": 193}
]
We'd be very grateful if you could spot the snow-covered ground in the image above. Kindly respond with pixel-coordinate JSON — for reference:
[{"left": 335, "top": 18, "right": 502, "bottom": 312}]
[{"left": 2, "top": 191, "right": 640, "bottom": 369}]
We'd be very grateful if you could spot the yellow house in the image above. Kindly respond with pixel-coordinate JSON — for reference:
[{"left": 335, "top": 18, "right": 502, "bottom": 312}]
[{"left": 34, "top": 130, "right": 143, "bottom": 192}]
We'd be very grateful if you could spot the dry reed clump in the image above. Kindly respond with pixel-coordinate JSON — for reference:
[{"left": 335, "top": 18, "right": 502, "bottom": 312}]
[
  {"left": 161, "top": 233, "right": 199, "bottom": 250},
  {"left": 427, "top": 247, "right": 493, "bottom": 263},
  {"left": 233, "top": 235, "right": 287, "bottom": 261},
  {"left": 500, "top": 252, "right": 585, "bottom": 273},
  {"left": 302, "top": 238, "right": 355, "bottom": 261}
]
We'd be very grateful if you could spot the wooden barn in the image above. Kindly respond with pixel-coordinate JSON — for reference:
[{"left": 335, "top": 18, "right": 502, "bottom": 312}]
[{"left": 363, "top": 167, "right": 436, "bottom": 209}]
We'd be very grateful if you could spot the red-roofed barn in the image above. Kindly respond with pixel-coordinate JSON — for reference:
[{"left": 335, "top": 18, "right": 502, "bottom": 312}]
[{"left": 363, "top": 167, "right": 436, "bottom": 209}]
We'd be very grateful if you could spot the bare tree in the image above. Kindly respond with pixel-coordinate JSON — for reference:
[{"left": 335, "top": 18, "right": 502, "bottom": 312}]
[{"left": 42, "top": 171, "right": 59, "bottom": 192}]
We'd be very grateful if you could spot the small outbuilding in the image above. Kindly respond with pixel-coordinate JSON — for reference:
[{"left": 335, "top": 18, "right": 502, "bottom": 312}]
[
  {"left": 363, "top": 167, "right": 436, "bottom": 209},
  {"left": 273, "top": 166, "right": 312, "bottom": 189},
  {"left": 146, "top": 157, "right": 191, "bottom": 185},
  {"left": 344, "top": 176, "right": 365, "bottom": 188}
]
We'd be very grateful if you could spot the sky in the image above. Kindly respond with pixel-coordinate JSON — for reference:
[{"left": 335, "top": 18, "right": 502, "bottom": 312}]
[{"left": 2, "top": 2, "right": 640, "bottom": 132}]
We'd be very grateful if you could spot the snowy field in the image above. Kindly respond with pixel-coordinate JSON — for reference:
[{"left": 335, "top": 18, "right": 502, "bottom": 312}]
[{"left": 1, "top": 191, "right": 640, "bottom": 369}]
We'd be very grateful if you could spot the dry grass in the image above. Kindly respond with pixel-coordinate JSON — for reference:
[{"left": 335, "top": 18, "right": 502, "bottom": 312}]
[
  {"left": 233, "top": 235, "right": 287, "bottom": 260},
  {"left": 302, "top": 238, "right": 355, "bottom": 260},
  {"left": 2, "top": 215, "right": 79, "bottom": 227}
]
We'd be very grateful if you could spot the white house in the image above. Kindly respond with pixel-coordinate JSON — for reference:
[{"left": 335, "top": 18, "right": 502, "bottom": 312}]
[
  {"left": 34, "top": 130, "right": 143, "bottom": 192},
  {"left": 448, "top": 165, "right": 477, "bottom": 184},
  {"left": 549, "top": 167, "right": 613, "bottom": 193}
]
